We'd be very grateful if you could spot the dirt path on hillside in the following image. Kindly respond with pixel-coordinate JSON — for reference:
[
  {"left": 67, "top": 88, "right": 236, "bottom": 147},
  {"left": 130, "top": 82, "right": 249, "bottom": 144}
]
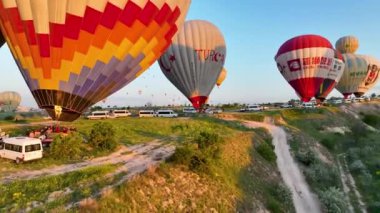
[
  {"left": 0, "top": 140, "right": 175, "bottom": 184},
  {"left": 222, "top": 116, "right": 321, "bottom": 213}
]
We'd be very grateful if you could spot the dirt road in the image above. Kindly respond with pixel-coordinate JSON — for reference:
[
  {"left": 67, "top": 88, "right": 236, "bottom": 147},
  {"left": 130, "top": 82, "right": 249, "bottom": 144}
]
[
  {"left": 0, "top": 140, "right": 175, "bottom": 184},
  {"left": 240, "top": 119, "right": 322, "bottom": 213}
]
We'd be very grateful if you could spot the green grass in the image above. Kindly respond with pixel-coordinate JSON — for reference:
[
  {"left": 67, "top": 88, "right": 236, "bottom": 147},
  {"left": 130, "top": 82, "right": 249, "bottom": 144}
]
[{"left": 0, "top": 164, "right": 119, "bottom": 211}]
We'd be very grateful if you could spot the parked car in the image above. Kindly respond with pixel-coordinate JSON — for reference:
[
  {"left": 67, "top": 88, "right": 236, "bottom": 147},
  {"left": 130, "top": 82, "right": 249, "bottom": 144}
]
[
  {"left": 0, "top": 137, "right": 43, "bottom": 164},
  {"left": 280, "top": 103, "right": 292, "bottom": 108},
  {"left": 330, "top": 99, "right": 343, "bottom": 104},
  {"left": 183, "top": 107, "right": 197, "bottom": 114},
  {"left": 213, "top": 108, "right": 223, "bottom": 114},
  {"left": 87, "top": 111, "right": 111, "bottom": 120},
  {"left": 139, "top": 110, "right": 156, "bottom": 118},
  {"left": 354, "top": 97, "right": 365, "bottom": 102},
  {"left": 246, "top": 104, "right": 262, "bottom": 112},
  {"left": 111, "top": 110, "right": 132, "bottom": 118},
  {"left": 344, "top": 99, "right": 352, "bottom": 104},
  {"left": 301, "top": 102, "right": 315, "bottom": 109},
  {"left": 156, "top": 110, "right": 178, "bottom": 118}
]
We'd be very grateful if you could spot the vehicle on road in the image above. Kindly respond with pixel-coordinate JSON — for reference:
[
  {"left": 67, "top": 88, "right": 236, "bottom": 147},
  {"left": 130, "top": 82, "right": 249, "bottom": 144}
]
[
  {"left": 111, "top": 110, "right": 132, "bottom": 118},
  {"left": 330, "top": 99, "right": 343, "bottom": 104},
  {"left": 301, "top": 102, "right": 316, "bottom": 109},
  {"left": 139, "top": 110, "right": 156, "bottom": 118},
  {"left": 87, "top": 111, "right": 111, "bottom": 120},
  {"left": 156, "top": 110, "right": 178, "bottom": 118},
  {"left": 183, "top": 107, "right": 197, "bottom": 114},
  {"left": 280, "top": 103, "right": 292, "bottom": 108},
  {"left": 246, "top": 104, "right": 262, "bottom": 112},
  {"left": 0, "top": 137, "right": 43, "bottom": 164}
]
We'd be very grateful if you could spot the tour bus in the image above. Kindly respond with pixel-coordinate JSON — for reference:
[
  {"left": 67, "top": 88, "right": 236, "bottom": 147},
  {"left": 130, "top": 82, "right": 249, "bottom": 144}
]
[
  {"left": 156, "top": 110, "right": 178, "bottom": 118},
  {"left": 112, "top": 110, "right": 132, "bottom": 118},
  {"left": 87, "top": 111, "right": 111, "bottom": 120},
  {"left": 0, "top": 137, "right": 43, "bottom": 164},
  {"left": 138, "top": 110, "right": 156, "bottom": 118}
]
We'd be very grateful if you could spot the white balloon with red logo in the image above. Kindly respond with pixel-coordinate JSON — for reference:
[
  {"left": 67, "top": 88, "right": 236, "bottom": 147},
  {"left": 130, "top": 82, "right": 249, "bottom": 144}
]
[{"left": 158, "top": 20, "right": 226, "bottom": 110}]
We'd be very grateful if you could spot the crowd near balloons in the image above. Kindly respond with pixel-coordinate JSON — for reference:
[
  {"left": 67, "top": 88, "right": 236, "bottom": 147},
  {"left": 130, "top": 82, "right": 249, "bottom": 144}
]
[
  {"left": 0, "top": 0, "right": 378, "bottom": 122},
  {"left": 275, "top": 35, "right": 380, "bottom": 103}
]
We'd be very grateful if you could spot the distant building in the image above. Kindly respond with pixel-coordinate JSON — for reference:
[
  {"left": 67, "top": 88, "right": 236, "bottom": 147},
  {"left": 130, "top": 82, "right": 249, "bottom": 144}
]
[{"left": 0, "top": 91, "right": 21, "bottom": 112}]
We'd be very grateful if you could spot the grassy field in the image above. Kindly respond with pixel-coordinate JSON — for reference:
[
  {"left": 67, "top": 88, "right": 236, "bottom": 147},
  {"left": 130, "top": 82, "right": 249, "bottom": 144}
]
[
  {"left": 80, "top": 125, "right": 294, "bottom": 212},
  {"left": 0, "top": 115, "right": 293, "bottom": 212}
]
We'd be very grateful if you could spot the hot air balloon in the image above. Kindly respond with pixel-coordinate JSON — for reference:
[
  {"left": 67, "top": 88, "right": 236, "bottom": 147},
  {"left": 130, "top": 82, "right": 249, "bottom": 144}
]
[
  {"left": 275, "top": 35, "right": 336, "bottom": 102},
  {"left": 335, "top": 54, "right": 380, "bottom": 98},
  {"left": 0, "top": 91, "right": 21, "bottom": 112},
  {"left": 158, "top": 20, "right": 226, "bottom": 110},
  {"left": 315, "top": 50, "right": 345, "bottom": 102},
  {"left": 335, "top": 36, "right": 359, "bottom": 54},
  {"left": 0, "top": 31, "right": 5, "bottom": 48},
  {"left": 0, "top": 0, "right": 191, "bottom": 121},
  {"left": 216, "top": 68, "right": 227, "bottom": 87}
]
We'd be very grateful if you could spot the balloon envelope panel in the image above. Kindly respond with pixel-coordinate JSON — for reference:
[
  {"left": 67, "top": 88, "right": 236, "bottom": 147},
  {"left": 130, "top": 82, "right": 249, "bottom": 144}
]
[
  {"left": 0, "top": 31, "right": 4, "bottom": 48},
  {"left": 0, "top": 0, "right": 191, "bottom": 121},
  {"left": 158, "top": 20, "right": 226, "bottom": 109},
  {"left": 336, "top": 54, "right": 380, "bottom": 98},
  {"left": 275, "top": 35, "right": 335, "bottom": 102}
]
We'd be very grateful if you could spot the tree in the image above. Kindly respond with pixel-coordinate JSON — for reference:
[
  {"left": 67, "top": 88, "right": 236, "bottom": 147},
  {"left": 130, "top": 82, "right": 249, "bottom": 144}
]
[
  {"left": 320, "top": 187, "right": 349, "bottom": 213},
  {"left": 371, "top": 93, "right": 377, "bottom": 98}
]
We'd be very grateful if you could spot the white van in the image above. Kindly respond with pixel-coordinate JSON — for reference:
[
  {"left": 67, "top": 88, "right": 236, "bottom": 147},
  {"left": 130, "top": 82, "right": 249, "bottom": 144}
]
[
  {"left": 183, "top": 107, "right": 197, "bottom": 114},
  {"left": 139, "top": 110, "right": 156, "bottom": 118},
  {"left": 156, "top": 110, "right": 178, "bottom": 118},
  {"left": 112, "top": 110, "right": 132, "bottom": 118},
  {"left": 0, "top": 137, "right": 43, "bottom": 163},
  {"left": 301, "top": 102, "right": 316, "bottom": 109},
  {"left": 246, "top": 104, "right": 262, "bottom": 112},
  {"left": 87, "top": 111, "right": 110, "bottom": 120}
]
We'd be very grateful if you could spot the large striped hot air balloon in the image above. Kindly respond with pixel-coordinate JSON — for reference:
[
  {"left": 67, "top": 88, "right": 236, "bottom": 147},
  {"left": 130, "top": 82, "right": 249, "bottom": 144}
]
[
  {"left": 216, "top": 68, "right": 227, "bottom": 87},
  {"left": 0, "top": 31, "right": 4, "bottom": 48},
  {"left": 315, "top": 50, "right": 345, "bottom": 102},
  {"left": 335, "top": 36, "right": 359, "bottom": 54},
  {"left": 0, "top": 91, "right": 21, "bottom": 111},
  {"left": 335, "top": 54, "right": 380, "bottom": 98},
  {"left": 275, "top": 35, "right": 336, "bottom": 102},
  {"left": 158, "top": 20, "right": 226, "bottom": 110},
  {"left": 0, "top": 0, "right": 191, "bottom": 121}
]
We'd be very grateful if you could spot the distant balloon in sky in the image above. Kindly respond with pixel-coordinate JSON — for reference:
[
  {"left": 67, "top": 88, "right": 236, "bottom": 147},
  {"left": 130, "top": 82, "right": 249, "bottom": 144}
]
[
  {"left": 0, "top": 32, "right": 5, "bottom": 48},
  {"left": 335, "top": 54, "right": 380, "bottom": 98},
  {"left": 216, "top": 68, "right": 227, "bottom": 87},
  {"left": 315, "top": 50, "right": 345, "bottom": 102},
  {"left": 335, "top": 36, "right": 359, "bottom": 54},
  {"left": 0, "top": 0, "right": 191, "bottom": 121},
  {"left": 275, "top": 35, "right": 336, "bottom": 102},
  {"left": 158, "top": 20, "right": 226, "bottom": 110}
]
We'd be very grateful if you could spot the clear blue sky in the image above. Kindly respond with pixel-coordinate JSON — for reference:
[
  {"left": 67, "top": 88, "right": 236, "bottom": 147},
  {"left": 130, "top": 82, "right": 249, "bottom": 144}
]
[{"left": 1, "top": 0, "right": 380, "bottom": 107}]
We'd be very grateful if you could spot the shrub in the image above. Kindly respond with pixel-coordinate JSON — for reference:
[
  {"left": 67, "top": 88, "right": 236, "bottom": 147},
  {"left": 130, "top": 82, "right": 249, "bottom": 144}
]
[
  {"left": 88, "top": 122, "right": 117, "bottom": 152},
  {"left": 362, "top": 114, "right": 380, "bottom": 127},
  {"left": 49, "top": 133, "right": 84, "bottom": 161},
  {"left": 170, "top": 130, "right": 223, "bottom": 174},
  {"left": 305, "top": 162, "right": 340, "bottom": 188},
  {"left": 4, "top": 115, "right": 14, "bottom": 121},
  {"left": 320, "top": 138, "right": 335, "bottom": 150},
  {"left": 295, "top": 150, "right": 317, "bottom": 166},
  {"left": 349, "top": 160, "right": 366, "bottom": 174},
  {"left": 256, "top": 142, "right": 276, "bottom": 163},
  {"left": 319, "top": 187, "right": 349, "bottom": 213}
]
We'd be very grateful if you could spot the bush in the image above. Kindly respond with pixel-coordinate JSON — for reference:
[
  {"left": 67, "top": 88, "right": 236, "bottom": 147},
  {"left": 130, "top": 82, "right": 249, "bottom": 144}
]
[
  {"left": 362, "top": 114, "right": 380, "bottom": 127},
  {"left": 349, "top": 160, "right": 366, "bottom": 174},
  {"left": 170, "top": 130, "right": 223, "bottom": 174},
  {"left": 320, "top": 138, "right": 335, "bottom": 150},
  {"left": 4, "top": 115, "right": 14, "bottom": 121},
  {"left": 49, "top": 133, "right": 84, "bottom": 161},
  {"left": 305, "top": 162, "right": 340, "bottom": 188},
  {"left": 88, "top": 122, "right": 117, "bottom": 152},
  {"left": 296, "top": 150, "right": 317, "bottom": 166},
  {"left": 319, "top": 187, "right": 349, "bottom": 213},
  {"left": 256, "top": 142, "right": 276, "bottom": 163}
]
